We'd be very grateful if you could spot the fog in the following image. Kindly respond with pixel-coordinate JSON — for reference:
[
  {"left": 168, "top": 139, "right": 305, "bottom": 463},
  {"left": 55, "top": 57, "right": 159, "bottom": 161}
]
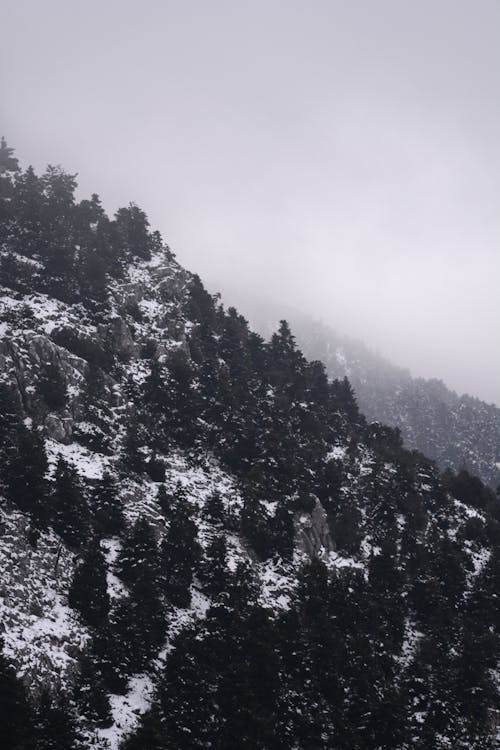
[{"left": 2, "top": 1, "right": 499, "bottom": 404}]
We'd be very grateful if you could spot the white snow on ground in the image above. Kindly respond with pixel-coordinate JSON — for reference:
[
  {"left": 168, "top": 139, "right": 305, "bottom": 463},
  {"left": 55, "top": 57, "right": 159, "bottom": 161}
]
[
  {"left": 98, "top": 585, "right": 212, "bottom": 750},
  {"left": 100, "top": 538, "right": 127, "bottom": 600},
  {"left": 259, "top": 560, "right": 295, "bottom": 610},
  {"left": 45, "top": 439, "right": 111, "bottom": 480},
  {"left": 0, "top": 506, "right": 88, "bottom": 687},
  {"left": 466, "top": 545, "right": 491, "bottom": 577},
  {"left": 326, "top": 445, "right": 346, "bottom": 461},
  {"left": 98, "top": 675, "right": 155, "bottom": 750},
  {"left": 453, "top": 498, "right": 486, "bottom": 521},
  {"left": 399, "top": 618, "right": 424, "bottom": 670},
  {"left": 327, "top": 551, "right": 365, "bottom": 571}
]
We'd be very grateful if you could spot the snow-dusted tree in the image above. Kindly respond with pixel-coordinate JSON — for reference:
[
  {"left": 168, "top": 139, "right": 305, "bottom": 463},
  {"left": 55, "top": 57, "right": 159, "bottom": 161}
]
[{"left": 69, "top": 539, "right": 110, "bottom": 628}]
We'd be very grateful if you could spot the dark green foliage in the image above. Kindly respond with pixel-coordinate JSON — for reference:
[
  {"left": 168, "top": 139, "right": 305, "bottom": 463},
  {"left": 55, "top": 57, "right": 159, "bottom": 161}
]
[
  {"left": 240, "top": 491, "right": 273, "bottom": 560},
  {"left": 202, "top": 489, "right": 225, "bottom": 524},
  {"left": 50, "top": 458, "right": 89, "bottom": 548},
  {"left": 34, "top": 690, "right": 78, "bottom": 750},
  {"left": 156, "top": 484, "right": 174, "bottom": 518},
  {"left": 144, "top": 453, "right": 166, "bottom": 482},
  {"left": 199, "top": 533, "right": 228, "bottom": 596},
  {"left": 115, "top": 203, "right": 153, "bottom": 261},
  {"left": 74, "top": 653, "right": 112, "bottom": 728},
  {"left": 3, "top": 424, "right": 50, "bottom": 527},
  {"left": 331, "top": 505, "right": 364, "bottom": 554},
  {"left": 161, "top": 498, "right": 200, "bottom": 607},
  {"left": 160, "top": 599, "right": 280, "bottom": 749},
  {"left": 115, "top": 519, "right": 166, "bottom": 672},
  {"left": 69, "top": 540, "right": 110, "bottom": 628},
  {"left": 122, "top": 410, "right": 145, "bottom": 474},
  {"left": 91, "top": 472, "right": 125, "bottom": 536},
  {"left": 120, "top": 704, "right": 165, "bottom": 749},
  {"left": 117, "top": 518, "right": 161, "bottom": 589},
  {"left": 1, "top": 144, "right": 500, "bottom": 750},
  {"left": 271, "top": 499, "right": 295, "bottom": 560},
  {"left": 0, "top": 639, "right": 34, "bottom": 750}
]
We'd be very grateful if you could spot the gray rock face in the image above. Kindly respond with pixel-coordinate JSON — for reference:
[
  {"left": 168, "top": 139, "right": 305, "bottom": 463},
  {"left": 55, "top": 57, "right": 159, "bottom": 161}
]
[
  {"left": 0, "top": 250, "right": 193, "bottom": 448},
  {"left": 43, "top": 414, "right": 73, "bottom": 443},
  {"left": 295, "top": 498, "right": 335, "bottom": 558},
  {"left": 98, "top": 316, "right": 138, "bottom": 360}
]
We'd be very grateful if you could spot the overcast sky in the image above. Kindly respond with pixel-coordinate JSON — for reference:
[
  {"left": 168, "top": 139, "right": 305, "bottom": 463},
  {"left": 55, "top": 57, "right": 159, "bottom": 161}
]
[{"left": 2, "top": 1, "right": 499, "bottom": 404}]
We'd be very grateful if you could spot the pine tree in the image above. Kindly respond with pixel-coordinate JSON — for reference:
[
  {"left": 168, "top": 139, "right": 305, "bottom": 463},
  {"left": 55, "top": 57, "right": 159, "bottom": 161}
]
[
  {"left": 199, "top": 534, "right": 228, "bottom": 596},
  {"left": 91, "top": 472, "right": 124, "bottom": 537},
  {"left": 4, "top": 424, "right": 50, "bottom": 527},
  {"left": 271, "top": 499, "right": 295, "bottom": 560},
  {"left": 73, "top": 652, "right": 112, "bottom": 728},
  {"left": 120, "top": 704, "right": 165, "bottom": 749},
  {"left": 157, "top": 483, "right": 175, "bottom": 518},
  {"left": 0, "top": 639, "right": 34, "bottom": 750},
  {"left": 51, "top": 457, "right": 89, "bottom": 548},
  {"left": 117, "top": 518, "right": 161, "bottom": 589},
  {"left": 68, "top": 540, "right": 110, "bottom": 628},
  {"left": 161, "top": 500, "right": 200, "bottom": 608},
  {"left": 0, "top": 139, "right": 19, "bottom": 245},
  {"left": 240, "top": 490, "right": 272, "bottom": 560},
  {"left": 122, "top": 410, "right": 145, "bottom": 474},
  {"left": 116, "top": 519, "right": 166, "bottom": 671},
  {"left": 114, "top": 203, "right": 152, "bottom": 261},
  {"left": 34, "top": 689, "right": 78, "bottom": 750},
  {"left": 0, "top": 136, "right": 19, "bottom": 176},
  {"left": 202, "top": 488, "right": 225, "bottom": 525}
]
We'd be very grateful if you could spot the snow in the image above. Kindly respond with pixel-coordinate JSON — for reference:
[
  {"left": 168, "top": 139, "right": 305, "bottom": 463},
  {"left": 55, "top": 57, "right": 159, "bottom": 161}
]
[
  {"left": 259, "top": 560, "right": 295, "bottom": 610},
  {"left": 98, "top": 675, "right": 155, "bottom": 750},
  {"left": 100, "top": 538, "right": 127, "bottom": 600},
  {"left": 0, "top": 507, "right": 89, "bottom": 687},
  {"left": 45, "top": 439, "right": 110, "bottom": 480},
  {"left": 326, "top": 445, "right": 346, "bottom": 461}
]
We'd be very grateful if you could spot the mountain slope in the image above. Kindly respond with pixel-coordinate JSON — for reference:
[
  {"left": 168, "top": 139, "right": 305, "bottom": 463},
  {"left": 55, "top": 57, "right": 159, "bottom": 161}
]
[
  {"left": 215, "top": 286, "right": 500, "bottom": 488},
  {"left": 0, "top": 142, "right": 499, "bottom": 749}
]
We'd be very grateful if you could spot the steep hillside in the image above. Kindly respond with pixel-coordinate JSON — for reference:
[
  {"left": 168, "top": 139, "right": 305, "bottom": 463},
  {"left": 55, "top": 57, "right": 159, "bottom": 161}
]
[
  {"left": 216, "top": 287, "right": 500, "bottom": 488},
  {"left": 1, "top": 141, "right": 499, "bottom": 749}
]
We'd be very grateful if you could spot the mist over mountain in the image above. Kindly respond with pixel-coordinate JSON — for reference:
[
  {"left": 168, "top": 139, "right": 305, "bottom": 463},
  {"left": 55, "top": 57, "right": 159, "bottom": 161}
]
[
  {"left": 1, "top": 144, "right": 500, "bottom": 749},
  {"left": 213, "top": 284, "right": 500, "bottom": 489},
  {"left": 3, "top": 1, "right": 500, "bottom": 407}
]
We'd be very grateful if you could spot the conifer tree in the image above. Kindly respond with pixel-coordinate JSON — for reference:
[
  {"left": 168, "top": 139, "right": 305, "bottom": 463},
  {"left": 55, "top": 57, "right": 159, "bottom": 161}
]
[
  {"left": 161, "top": 499, "right": 200, "bottom": 607},
  {"left": 240, "top": 490, "right": 272, "bottom": 560},
  {"left": 114, "top": 203, "right": 152, "bottom": 261},
  {"left": 69, "top": 540, "right": 110, "bottom": 628},
  {"left": 92, "top": 472, "right": 124, "bottom": 537},
  {"left": 116, "top": 519, "right": 166, "bottom": 670},
  {"left": 35, "top": 689, "right": 78, "bottom": 750},
  {"left": 199, "top": 534, "right": 228, "bottom": 596},
  {"left": 73, "top": 652, "right": 112, "bottom": 729},
  {"left": 117, "top": 518, "right": 161, "bottom": 589},
  {"left": 120, "top": 704, "right": 165, "bottom": 750},
  {"left": 0, "top": 639, "right": 34, "bottom": 750},
  {"left": 4, "top": 424, "right": 50, "bottom": 527},
  {"left": 157, "top": 483, "right": 174, "bottom": 518},
  {"left": 123, "top": 410, "right": 145, "bottom": 474},
  {"left": 51, "top": 457, "right": 89, "bottom": 548},
  {"left": 202, "top": 488, "right": 225, "bottom": 525}
]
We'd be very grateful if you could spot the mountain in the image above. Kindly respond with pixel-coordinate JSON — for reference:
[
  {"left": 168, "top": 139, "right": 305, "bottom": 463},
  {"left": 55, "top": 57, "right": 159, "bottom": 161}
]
[
  {"left": 214, "top": 286, "right": 500, "bottom": 489},
  {"left": 1, "top": 140, "right": 499, "bottom": 749}
]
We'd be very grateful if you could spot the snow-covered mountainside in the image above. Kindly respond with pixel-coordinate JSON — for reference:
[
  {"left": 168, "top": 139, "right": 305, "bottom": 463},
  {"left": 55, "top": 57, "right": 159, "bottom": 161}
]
[
  {"left": 1, "top": 142, "right": 499, "bottom": 749},
  {"left": 217, "top": 288, "right": 500, "bottom": 489}
]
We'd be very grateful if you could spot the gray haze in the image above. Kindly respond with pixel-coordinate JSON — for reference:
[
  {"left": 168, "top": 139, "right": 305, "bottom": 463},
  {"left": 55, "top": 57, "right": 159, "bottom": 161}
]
[{"left": 2, "top": 1, "right": 499, "bottom": 404}]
